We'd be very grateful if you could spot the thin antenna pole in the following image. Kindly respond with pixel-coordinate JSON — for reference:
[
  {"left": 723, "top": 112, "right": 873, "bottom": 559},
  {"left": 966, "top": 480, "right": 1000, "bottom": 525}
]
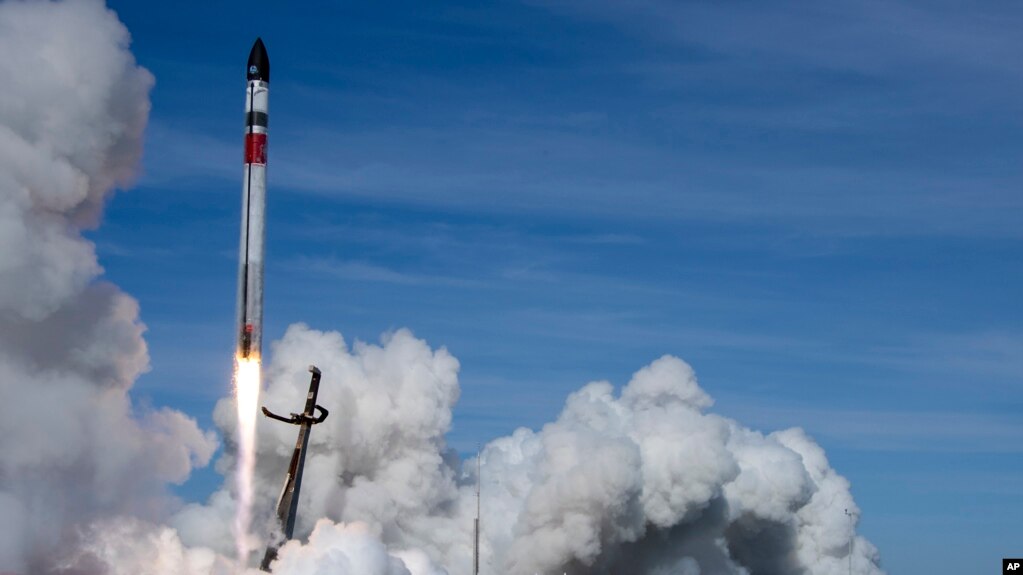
[
  {"left": 473, "top": 444, "right": 481, "bottom": 575},
  {"left": 845, "top": 508, "right": 853, "bottom": 575}
]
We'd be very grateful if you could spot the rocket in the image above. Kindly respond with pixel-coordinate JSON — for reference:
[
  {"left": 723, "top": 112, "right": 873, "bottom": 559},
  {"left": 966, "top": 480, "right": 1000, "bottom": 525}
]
[{"left": 237, "top": 38, "right": 269, "bottom": 360}]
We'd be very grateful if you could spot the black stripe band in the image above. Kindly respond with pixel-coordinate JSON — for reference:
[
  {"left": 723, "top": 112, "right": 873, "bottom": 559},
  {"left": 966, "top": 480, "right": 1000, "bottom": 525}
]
[{"left": 246, "top": 111, "right": 269, "bottom": 128}]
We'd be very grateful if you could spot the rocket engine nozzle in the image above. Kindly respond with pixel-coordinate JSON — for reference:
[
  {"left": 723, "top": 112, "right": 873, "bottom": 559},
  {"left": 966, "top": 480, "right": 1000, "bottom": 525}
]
[{"left": 239, "top": 330, "right": 252, "bottom": 358}]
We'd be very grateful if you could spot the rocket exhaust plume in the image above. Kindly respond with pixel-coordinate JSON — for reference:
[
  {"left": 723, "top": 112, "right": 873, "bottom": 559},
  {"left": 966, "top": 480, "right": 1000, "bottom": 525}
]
[
  {"left": 234, "top": 357, "right": 261, "bottom": 562},
  {"left": 234, "top": 37, "right": 270, "bottom": 566}
]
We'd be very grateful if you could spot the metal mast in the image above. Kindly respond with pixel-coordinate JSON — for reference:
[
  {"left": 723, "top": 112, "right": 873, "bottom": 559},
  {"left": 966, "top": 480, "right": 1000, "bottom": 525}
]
[
  {"left": 473, "top": 445, "right": 481, "bottom": 575},
  {"left": 259, "top": 366, "right": 329, "bottom": 571},
  {"left": 845, "top": 508, "right": 854, "bottom": 575}
]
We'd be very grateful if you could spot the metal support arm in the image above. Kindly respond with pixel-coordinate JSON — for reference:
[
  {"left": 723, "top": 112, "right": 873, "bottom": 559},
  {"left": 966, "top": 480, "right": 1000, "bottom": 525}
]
[{"left": 261, "top": 404, "right": 328, "bottom": 425}]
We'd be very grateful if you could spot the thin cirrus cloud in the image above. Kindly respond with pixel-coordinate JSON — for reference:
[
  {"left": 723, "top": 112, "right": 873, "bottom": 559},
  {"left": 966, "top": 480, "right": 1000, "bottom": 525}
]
[
  {"left": 141, "top": 103, "right": 1023, "bottom": 240},
  {"left": 723, "top": 403, "right": 1023, "bottom": 454},
  {"left": 133, "top": 0, "right": 1023, "bottom": 244}
]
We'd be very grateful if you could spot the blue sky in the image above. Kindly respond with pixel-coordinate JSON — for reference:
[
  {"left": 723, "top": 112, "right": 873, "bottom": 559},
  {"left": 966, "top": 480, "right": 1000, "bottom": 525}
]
[{"left": 98, "top": 1, "right": 1021, "bottom": 573}]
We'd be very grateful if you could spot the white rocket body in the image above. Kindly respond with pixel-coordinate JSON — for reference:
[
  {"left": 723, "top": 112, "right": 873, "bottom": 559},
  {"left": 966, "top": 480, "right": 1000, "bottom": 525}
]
[{"left": 237, "top": 38, "right": 269, "bottom": 360}]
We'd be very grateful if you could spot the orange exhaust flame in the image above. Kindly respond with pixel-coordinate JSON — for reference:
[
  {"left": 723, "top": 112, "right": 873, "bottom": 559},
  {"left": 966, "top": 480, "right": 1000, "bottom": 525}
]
[{"left": 233, "top": 356, "right": 261, "bottom": 566}]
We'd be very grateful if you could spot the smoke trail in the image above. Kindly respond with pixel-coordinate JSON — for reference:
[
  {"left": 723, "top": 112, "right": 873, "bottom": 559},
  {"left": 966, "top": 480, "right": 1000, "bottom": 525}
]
[
  {"left": 234, "top": 358, "right": 262, "bottom": 565},
  {"left": 69, "top": 325, "right": 885, "bottom": 575},
  {"left": 0, "top": 1, "right": 218, "bottom": 573},
  {"left": 172, "top": 325, "right": 884, "bottom": 575}
]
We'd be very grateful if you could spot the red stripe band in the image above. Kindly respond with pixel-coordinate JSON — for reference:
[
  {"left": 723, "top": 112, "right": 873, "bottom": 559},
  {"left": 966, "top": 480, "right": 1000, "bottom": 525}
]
[{"left": 244, "top": 133, "right": 267, "bottom": 165}]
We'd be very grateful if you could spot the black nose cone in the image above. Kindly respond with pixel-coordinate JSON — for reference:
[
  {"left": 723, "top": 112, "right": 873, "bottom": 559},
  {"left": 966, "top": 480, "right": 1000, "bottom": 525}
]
[{"left": 247, "top": 37, "right": 270, "bottom": 83}]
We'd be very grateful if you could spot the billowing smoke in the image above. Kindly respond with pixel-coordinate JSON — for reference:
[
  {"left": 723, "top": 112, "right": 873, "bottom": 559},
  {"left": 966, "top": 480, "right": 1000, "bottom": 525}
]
[
  {"left": 0, "top": 0, "right": 215, "bottom": 572},
  {"left": 0, "top": 1, "right": 885, "bottom": 574},
  {"left": 171, "top": 325, "right": 883, "bottom": 575}
]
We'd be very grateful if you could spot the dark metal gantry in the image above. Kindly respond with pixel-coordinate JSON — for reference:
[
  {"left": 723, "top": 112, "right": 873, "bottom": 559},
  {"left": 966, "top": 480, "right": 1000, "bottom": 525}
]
[{"left": 259, "top": 365, "right": 329, "bottom": 571}]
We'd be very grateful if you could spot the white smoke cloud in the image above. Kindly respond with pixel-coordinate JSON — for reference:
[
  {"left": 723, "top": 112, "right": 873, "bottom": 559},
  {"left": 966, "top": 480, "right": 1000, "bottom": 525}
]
[
  {"left": 74, "top": 517, "right": 446, "bottom": 575},
  {"left": 171, "top": 327, "right": 883, "bottom": 575},
  {"left": 0, "top": 1, "right": 215, "bottom": 572},
  {"left": 469, "top": 355, "right": 883, "bottom": 575},
  {"left": 0, "top": 1, "right": 885, "bottom": 574},
  {"left": 0, "top": 0, "right": 151, "bottom": 319},
  {"left": 174, "top": 325, "right": 462, "bottom": 562}
]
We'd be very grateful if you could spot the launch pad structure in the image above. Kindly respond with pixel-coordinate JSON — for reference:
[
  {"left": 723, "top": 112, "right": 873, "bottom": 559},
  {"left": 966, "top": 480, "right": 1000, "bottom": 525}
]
[{"left": 259, "top": 365, "right": 329, "bottom": 571}]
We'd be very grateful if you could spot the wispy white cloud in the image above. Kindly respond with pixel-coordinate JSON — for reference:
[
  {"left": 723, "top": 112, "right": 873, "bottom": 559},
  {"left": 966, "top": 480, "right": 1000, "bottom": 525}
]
[
  {"left": 722, "top": 403, "right": 1023, "bottom": 453},
  {"left": 139, "top": 120, "right": 236, "bottom": 187},
  {"left": 855, "top": 468, "right": 1023, "bottom": 497},
  {"left": 284, "top": 255, "right": 481, "bottom": 287},
  {"left": 868, "top": 331, "right": 1023, "bottom": 381},
  {"left": 530, "top": 0, "right": 1023, "bottom": 80},
  {"left": 142, "top": 113, "right": 1023, "bottom": 239},
  {"left": 94, "top": 239, "right": 176, "bottom": 259}
]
